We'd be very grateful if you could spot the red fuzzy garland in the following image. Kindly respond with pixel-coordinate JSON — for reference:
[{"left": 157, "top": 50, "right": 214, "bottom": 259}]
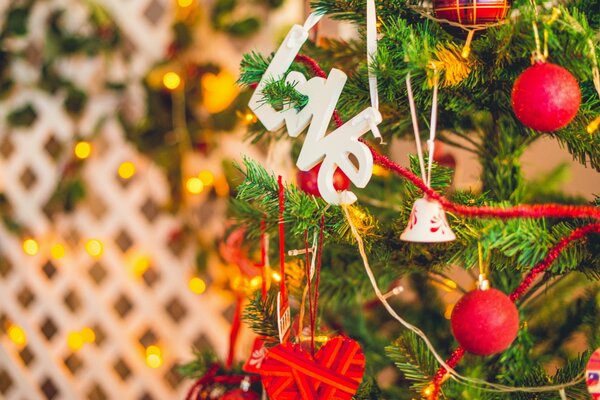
[
  {"left": 258, "top": 54, "right": 600, "bottom": 399},
  {"left": 430, "top": 223, "right": 600, "bottom": 398}
]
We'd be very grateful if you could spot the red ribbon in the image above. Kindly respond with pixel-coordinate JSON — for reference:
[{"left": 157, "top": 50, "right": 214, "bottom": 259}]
[
  {"left": 278, "top": 176, "right": 287, "bottom": 301},
  {"left": 226, "top": 295, "right": 244, "bottom": 370},
  {"left": 254, "top": 219, "right": 268, "bottom": 301}
]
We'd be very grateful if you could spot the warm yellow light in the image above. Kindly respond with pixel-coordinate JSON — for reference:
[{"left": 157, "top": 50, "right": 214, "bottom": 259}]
[
  {"left": 177, "top": 0, "right": 194, "bottom": 7},
  {"left": 145, "top": 345, "right": 163, "bottom": 368},
  {"left": 186, "top": 177, "right": 204, "bottom": 194},
  {"left": 189, "top": 277, "right": 206, "bottom": 294},
  {"left": 23, "top": 239, "right": 39, "bottom": 256},
  {"left": 272, "top": 272, "right": 282, "bottom": 282},
  {"left": 443, "top": 279, "right": 457, "bottom": 291},
  {"left": 201, "top": 71, "right": 239, "bottom": 113},
  {"left": 444, "top": 304, "right": 454, "bottom": 320},
  {"left": 132, "top": 254, "right": 151, "bottom": 277},
  {"left": 372, "top": 164, "right": 389, "bottom": 177},
  {"left": 74, "top": 141, "right": 92, "bottom": 159},
  {"left": 81, "top": 327, "right": 96, "bottom": 343},
  {"left": 67, "top": 331, "right": 84, "bottom": 351},
  {"left": 249, "top": 276, "right": 262, "bottom": 289},
  {"left": 118, "top": 161, "right": 136, "bottom": 179},
  {"left": 423, "top": 383, "right": 435, "bottom": 398},
  {"left": 587, "top": 116, "right": 600, "bottom": 134},
  {"left": 214, "top": 177, "right": 230, "bottom": 197},
  {"left": 7, "top": 324, "right": 27, "bottom": 347},
  {"left": 163, "top": 72, "right": 181, "bottom": 90},
  {"left": 50, "top": 243, "right": 66, "bottom": 260},
  {"left": 244, "top": 112, "right": 257, "bottom": 124},
  {"left": 231, "top": 275, "right": 243, "bottom": 291},
  {"left": 146, "top": 345, "right": 161, "bottom": 356},
  {"left": 85, "top": 239, "right": 103, "bottom": 257},
  {"left": 198, "top": 170, "right": 214, "bottom": 186}
]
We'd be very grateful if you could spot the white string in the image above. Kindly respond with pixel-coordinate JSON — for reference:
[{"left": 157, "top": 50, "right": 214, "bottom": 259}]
[
  {"left": 426, "top": 70, "right": 439, "bottom": 188},
  {"left": 303, "top": 12, "right": 323, "bottom": 32},
  {"left": 342, "top": 204, "right": 586, "bottom": 393},
  {"left": 559, "top": 388, "right": 567, "bottom": 400},
  {"left": 309, "top": 230, "right": 318, "bottom": 279},
  {"left": 287, "top": 12, "right": 324, "bottom": 48},
  {"left": 366, "top": 0, "right": 379, "bottom": 111},
  {"left": 405, "top": 73, "right": 427, "bottom": 182}
]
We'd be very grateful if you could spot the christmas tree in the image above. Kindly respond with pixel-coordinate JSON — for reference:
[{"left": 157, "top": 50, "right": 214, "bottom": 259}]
[{"left": 183, "top": 0, "right": 600, "bottom": 399}]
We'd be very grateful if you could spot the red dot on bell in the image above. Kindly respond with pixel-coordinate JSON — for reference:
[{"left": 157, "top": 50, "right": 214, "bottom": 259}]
[
  {"left": 511, "top": 62, "right": 581, "bottom": 132},
  {"left": 450, "top": 288, "right": 519, "bottom": 356}
]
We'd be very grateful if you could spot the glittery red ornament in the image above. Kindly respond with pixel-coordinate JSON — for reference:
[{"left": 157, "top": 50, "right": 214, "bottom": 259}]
[
  {"left": 433, "top": 0, "right": 512, "bottom": 26},
  {"left": 296, "top": 163, "right": 350, "bottom": 197},
  {"left": 450, "top": 288, "right": 519, "bottom": 355},
  {"left": 511, "top": 62, "right": 581, "bottom": 132},
  {"left": 220, "top": 388, "right": 261, "bottom": 400}
]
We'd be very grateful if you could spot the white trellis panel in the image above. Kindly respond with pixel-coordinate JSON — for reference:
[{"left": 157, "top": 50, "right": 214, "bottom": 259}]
[
  {"left": 0, "top": 0, "right": 304, "bottom": 398},
  {"left": 0, "top": 0, "right": 231, "bottom": 399}
]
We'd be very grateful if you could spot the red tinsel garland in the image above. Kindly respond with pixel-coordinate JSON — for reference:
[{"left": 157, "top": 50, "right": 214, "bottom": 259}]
[
  {"left": 430, "top": 223, "right": 600, "bottom": 398},
  {"left": 291, "top": 54, "right": 600, "bottom": 222},
  {"left": 255, "top": 54, "right": 600, "bottom": 399}
]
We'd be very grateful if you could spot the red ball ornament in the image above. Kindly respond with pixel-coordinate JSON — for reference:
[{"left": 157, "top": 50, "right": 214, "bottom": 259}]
[
  {"left": 433, "top": 0, "right": 512, "bottom": 26},
  {"left": 296, "top": 163, "right": 350, "bottom": 197},
  {"left": 511, "top": 62, "right": 581, "bottom": 132},
  {"left": 450, "top": 288, "right": 519, "bottom": 355},
  {"left": 220, "top": 388, "right": 260, "bottom": 400}
]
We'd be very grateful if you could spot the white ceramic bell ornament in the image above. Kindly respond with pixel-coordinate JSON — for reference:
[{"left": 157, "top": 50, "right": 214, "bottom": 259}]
[
  {"left": 400, "top": 197, "right": 456, "bottom": 242},
  {"left": 400, "top": 73, "right": 456, "bottom": 243}
]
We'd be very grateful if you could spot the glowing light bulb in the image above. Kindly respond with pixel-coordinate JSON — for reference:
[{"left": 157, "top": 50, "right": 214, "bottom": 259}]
[
  {"left": 444, "top": 304, "right": 454, "bottom": 320},
  {"left": 23, "top": 239, "right": 39, "bottom": 256},
  {"left": 7, "top": 324, "right": 27, "bottom": 347},
  {"left": 118, "top": 161, "right": 136, "bottom": 179},
  {"left": 189, "top": 277, "right": 206, "bottom": 294},
  {"left": 132, "top": 254, "right": 151, "bottom": 277},
  {"left": 51, "top": 243, "right": 66, "bottom": 260},
  {"left": 244, "top": 112, "right": 257, "bottom": 124},
  {"left": 198, "top": 170, "right": 214, "bottom": 186},
  {"left": 185, "top": 177, "right": 204, "bottom": 194},
  {"left": 249, "top": 276, "right": 262, "bottom": 289},
  {"left": 163, "top": 72, "right": 181, "bottom": 90},
  {"left": 145, "top": 345, "right": 163, "bottom": 368},
  {"left": 443, "top": 279, "right": 457, "bottom": 291},
  {"left": 67, "top": 331, "right": 84, "bottom": 351},
  {"left": 423, "top": 384, "right": 435, "bottom": 398},
  {"left": 74, "top": 141, "right": 92, "bottom": 159},
  {"left": 81, "top": 327, "right": 96, "bottom": 343},
  {"left": 272, "top": 272, "right": 282, "bottom": 282},
  {"left": 85, "top": 239, "right": 103, "bottom": 257}
]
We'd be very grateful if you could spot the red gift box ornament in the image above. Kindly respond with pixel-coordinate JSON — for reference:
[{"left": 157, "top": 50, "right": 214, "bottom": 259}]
[{"left": 259, "top": 336, "right": 365, "bottom": 400}]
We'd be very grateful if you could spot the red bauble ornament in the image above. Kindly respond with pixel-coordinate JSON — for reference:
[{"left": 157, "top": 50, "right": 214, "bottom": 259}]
[
  {"left": 220, "top": 389, "right": 260, "bottom": 400},
  {"left": 433, "top": 0, "right": 511, "bottom": 26},
  {"left": 511, "top": 62, "right": 581, "bottom": 132},
  {"left": 450, "top": 288, "right": 519, "bottom": 355},
  {"left": 259, "top": 336, "right": 365, "bottom": 400},
  {"left": 296, "top": 163, "right": 350, "bottom": 197}
]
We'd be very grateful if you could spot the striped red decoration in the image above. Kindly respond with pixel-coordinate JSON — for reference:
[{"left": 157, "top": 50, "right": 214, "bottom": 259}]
[
  {"left": 433, "top": 0, "right": 511, "bottom": 26},
  {"left": 259, "top": 336, "right": 365, "bottom": 400}
]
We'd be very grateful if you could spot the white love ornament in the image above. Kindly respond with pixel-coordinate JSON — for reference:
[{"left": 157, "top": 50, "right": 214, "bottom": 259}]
[{"left": 249, "top": 19, "right": 382, "bottom": 205}]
